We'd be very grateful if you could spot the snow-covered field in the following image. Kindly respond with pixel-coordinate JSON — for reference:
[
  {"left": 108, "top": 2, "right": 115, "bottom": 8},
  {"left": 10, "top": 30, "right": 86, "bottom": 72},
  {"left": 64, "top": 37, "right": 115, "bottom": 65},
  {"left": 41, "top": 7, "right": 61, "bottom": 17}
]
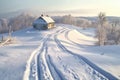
[{"left": 0, "top": 24, "right": 120, "bottom": 80}]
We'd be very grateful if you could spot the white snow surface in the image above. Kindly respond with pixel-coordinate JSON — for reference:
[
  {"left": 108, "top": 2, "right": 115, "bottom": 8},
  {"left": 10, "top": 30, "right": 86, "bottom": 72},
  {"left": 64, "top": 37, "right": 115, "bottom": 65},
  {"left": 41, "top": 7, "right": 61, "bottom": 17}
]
[{"left": 0, "top": 24, "right": 120, "bottom": 80}]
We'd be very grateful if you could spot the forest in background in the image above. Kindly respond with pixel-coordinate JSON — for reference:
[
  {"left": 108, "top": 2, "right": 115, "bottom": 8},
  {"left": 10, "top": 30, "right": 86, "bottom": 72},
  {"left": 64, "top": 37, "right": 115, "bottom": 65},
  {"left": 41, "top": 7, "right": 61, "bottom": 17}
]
[{"left": 0, "top": 13, "right": 120, "bottom": 45}]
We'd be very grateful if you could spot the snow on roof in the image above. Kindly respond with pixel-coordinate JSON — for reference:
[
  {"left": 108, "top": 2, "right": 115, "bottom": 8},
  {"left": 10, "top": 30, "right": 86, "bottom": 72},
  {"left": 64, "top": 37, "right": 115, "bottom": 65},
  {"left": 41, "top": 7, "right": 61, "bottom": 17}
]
[
  {"left": 33, "top": 16, "right": 55, "bottom": 24},
  {"left": 41, "top": 16, "right": 55, "bottom": 23}
]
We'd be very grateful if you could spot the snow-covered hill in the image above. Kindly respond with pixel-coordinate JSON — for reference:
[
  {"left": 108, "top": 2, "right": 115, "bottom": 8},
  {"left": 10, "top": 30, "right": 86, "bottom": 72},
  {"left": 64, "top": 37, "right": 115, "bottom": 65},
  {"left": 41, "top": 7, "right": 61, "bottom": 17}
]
[{"left": 0, "top": 24, "right": 120, "bottom": 80}]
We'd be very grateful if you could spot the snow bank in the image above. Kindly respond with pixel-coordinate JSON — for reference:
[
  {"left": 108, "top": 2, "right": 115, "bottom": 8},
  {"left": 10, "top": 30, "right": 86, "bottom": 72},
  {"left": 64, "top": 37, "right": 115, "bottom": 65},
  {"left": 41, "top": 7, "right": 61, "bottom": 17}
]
[{"left": 68, "top": 29, "right": 97, "bottom": 45}]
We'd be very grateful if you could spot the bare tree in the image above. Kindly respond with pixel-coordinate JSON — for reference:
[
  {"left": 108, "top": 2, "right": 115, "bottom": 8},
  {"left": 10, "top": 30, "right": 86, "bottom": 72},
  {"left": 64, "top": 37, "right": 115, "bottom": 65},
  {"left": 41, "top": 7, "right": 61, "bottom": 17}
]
[
  {"left": 9, "top": 13, "right": 35, "bottom": 31},
  {"left": 106, "top": 19, "right": 120, "bottom": 45},
  {"left": 0, "top": 21, "right": 2, "bottom": 33},
  {"left": 112, "top": 21, "right": 120, "bottom": 44},
  {"left": 62, "top": 14, "right": 73, "bottom": 24},
  {"left": 8, "top": 25, "right": 12, "bottom": 39},
  {"left": 0, "top": 18, "right": 9, "bottom": 33},
  {"left": 111, "top": 20, "right": 119, "bottom": 33},
  {"left": 115, "top": 29, "right": 120, "bottom": 44},
  {"left": 97, "top": 12, "right": 107, "bottom": 46}
]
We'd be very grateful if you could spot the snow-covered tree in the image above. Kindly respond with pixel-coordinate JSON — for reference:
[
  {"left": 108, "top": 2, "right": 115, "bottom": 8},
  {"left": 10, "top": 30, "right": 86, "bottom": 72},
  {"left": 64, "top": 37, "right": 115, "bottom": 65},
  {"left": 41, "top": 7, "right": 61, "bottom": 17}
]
[
  {"left": 0, "top": 18, "right": 9, "bottom": 33},
  {"left": 0, "top": 21, "right": 2, "bottom": 33},
  {"left": 9, "top": 13, "right": 35, "bottom": 31},
  {"left": 96, "top": 12, "right": 107, "bottom": 46},
  {"left": 55, "top": 15, "right": 92, "bottom": 28},
  {"left": 108, "top": 20, "right": 120, "bottom": 44}
]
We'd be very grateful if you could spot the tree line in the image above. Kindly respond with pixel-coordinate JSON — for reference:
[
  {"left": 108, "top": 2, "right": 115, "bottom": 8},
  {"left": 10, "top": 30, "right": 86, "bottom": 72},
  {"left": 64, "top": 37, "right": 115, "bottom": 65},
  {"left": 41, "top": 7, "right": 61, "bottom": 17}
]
[
  {"left": 0, "top": 13, "right": 120, "bottom": 45},
  {"left": 53, "top": 14, "right": 120, "bottom": 45},
  {"left": 0, "top": 13, "right": 35, "bottom": 33},
  {"left": 97, "top": 12, "right": 120, "bottom": 45},
  {"left": 53, "top": 14, "right": 94, "bottom": 29}
]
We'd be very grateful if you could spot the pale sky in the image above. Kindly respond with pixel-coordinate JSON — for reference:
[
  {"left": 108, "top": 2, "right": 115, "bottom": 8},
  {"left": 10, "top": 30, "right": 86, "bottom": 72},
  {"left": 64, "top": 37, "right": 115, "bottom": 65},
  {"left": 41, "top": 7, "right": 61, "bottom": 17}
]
[{"left": 0, "top": 0, "right": 120, "bottom": 16}]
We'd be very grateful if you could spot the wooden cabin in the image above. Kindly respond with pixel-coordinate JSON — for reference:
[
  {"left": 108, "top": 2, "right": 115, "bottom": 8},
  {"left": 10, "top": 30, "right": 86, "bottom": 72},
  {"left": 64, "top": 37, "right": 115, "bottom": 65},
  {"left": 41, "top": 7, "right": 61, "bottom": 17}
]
[{"left": 33, "top": 15, "right": 55, "bottom": 30}]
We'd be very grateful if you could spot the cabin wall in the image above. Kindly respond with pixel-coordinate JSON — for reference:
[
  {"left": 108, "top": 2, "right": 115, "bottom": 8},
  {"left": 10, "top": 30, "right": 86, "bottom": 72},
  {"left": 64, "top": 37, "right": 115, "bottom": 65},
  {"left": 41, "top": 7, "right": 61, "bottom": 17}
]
[
  {"left": 33, "top": 24, "right": 48, "bottom": 30},
  {"left": 48, "top": 23, "right": 54, "bottom": 29}
]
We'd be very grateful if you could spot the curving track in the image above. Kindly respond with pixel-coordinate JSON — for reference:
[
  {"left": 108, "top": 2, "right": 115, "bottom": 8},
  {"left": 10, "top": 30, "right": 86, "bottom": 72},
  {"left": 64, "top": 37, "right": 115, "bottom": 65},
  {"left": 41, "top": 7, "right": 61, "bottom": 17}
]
[
  {"left": 25, "top": 26, "right": 118, "bottom": 80},
  {"left": 54, "top": 29, "right": 118, "bottom": 80}
]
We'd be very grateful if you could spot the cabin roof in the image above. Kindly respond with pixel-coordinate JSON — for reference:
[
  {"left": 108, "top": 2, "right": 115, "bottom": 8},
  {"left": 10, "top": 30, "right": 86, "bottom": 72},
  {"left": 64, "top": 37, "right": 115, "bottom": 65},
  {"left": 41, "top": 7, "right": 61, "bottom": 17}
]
[
  {"left": 42, "top": 16, "right": 54, "bottom": 23},
  {"left": 33, "top": 16, "right": 54, "bottom": 24}
]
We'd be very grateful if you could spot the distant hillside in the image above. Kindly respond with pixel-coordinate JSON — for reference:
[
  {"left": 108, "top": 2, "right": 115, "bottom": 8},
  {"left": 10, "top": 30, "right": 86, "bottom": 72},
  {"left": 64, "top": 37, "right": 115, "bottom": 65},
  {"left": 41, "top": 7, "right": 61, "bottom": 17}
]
[
  {"left": 79, "top": 16, "right": 120, "bottom": 22},
  {"left": 0, "top": 11, "right": 22, "bottom": 19},
  {"left": 0, "top": 10, "right": 38, "bottom": 19}
]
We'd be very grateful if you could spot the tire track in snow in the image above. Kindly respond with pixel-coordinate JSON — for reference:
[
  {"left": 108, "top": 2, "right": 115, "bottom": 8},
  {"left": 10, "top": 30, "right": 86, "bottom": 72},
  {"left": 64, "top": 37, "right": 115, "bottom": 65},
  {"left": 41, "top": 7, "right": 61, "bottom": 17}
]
[
  {"left": 23, "top": 35, "right": 47, "bottom": 80},
  {"left": 36, "top": 35, "right": 54, "bottom": 80},
  {"left": 44, "top": 28, "right": 68, "bottom": 80},
  {"left": 35, "top": 28, "right": 67, "bottom": 80},
  {"left": 52, "top": 29, "right": 81, "bottom": 80},
  {"left": 23, "top": 27, "right": 72, "bottom": 80},
  {"left": 64, "top": 29, "right": 119, "bottom": 80},
  {"left": 46, "top": 55, "right": 67, "bottom": 80},
  {"left": 54, "top": 35, "right": 83, "bottom": 80},
  {"left": 54, "top": 31, "right": 118, "bottom": 80}
]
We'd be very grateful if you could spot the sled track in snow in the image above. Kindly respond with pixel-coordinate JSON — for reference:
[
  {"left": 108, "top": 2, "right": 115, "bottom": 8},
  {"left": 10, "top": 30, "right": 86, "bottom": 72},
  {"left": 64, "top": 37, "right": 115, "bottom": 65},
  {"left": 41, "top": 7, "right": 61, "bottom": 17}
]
[
  {"left": 36, "top": 34, "right": 53, "bottom": 80},
  {"left": 36, "top": 35, "right": 57, "bottom": 80},
  {"left": 23, "top": 35, "right": 47, "bottom": 80},
  {"left": 46, "top": 55, "right": 67, "bottom": 80},
  {"left": 36, "top": 29, "right": 67, "bottom": 80},
  {"left": 54, "top": 31, "right": 118, "bottom": 80}
]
